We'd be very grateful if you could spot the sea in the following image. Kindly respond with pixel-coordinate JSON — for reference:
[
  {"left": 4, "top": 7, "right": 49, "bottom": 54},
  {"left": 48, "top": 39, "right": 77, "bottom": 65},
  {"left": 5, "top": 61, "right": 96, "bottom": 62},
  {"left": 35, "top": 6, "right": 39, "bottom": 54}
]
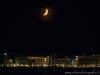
[{"left": 0, "top": 67, "right": 100, "bottom": 75}]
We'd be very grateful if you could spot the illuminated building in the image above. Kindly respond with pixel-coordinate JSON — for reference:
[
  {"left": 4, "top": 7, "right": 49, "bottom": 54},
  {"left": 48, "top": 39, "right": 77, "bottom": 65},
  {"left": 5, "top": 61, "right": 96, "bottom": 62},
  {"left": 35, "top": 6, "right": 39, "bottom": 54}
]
[
  {"left": 1, "top": 55, "right": 72, "bottom": 67},
  {"left": 3, "top": 53, "right": 9, "bottom": 66},
  {"left": 77, "top": 55, "right": 100, "bottom": 67},
  {"left": 14, "top": 57, "right": 31, "bottom": 65},
  {"left": 74, "top": 56, "right": 78, "bottom": 67},
  {"left": 2, "top": 56, "right": 51, "bottom": 67},
  {"left": 53, "top": 56, "right": 70, "bottom": 67},
  {"left": 2, "top": 53, "right": 100, "bottom": 68},
  {"left": 27, "top": 56, "right": 51, "bottom": 67},
  {"left": 9, "top": 59, "right": 13, "bottom": 64}
]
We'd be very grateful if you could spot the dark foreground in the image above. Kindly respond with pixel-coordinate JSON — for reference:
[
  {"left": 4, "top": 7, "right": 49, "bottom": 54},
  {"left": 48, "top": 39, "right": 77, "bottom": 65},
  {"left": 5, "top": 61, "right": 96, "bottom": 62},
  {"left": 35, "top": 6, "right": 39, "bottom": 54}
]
[{"left": 0, "top": 67, "right": 100, "bottom": 75}]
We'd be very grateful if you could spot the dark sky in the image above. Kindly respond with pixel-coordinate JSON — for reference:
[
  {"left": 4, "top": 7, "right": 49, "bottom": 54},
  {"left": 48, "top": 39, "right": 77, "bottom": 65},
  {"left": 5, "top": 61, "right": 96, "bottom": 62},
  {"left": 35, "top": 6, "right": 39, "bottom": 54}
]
[{"left": 0, "top": 0, "right": 99, "bottom": 56}]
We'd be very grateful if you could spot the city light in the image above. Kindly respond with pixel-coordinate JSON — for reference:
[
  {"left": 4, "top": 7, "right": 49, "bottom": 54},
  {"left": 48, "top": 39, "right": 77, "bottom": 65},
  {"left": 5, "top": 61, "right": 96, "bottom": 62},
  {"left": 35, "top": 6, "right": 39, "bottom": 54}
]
[
  {"left": 4, "top": 53, "right": 7, "bottom": 55},
  {"left": 44, "top": 58, "right": 46, "bottom": 62},
  {"left": 1, "top": 54, "right": 100, "bottom": 68}
]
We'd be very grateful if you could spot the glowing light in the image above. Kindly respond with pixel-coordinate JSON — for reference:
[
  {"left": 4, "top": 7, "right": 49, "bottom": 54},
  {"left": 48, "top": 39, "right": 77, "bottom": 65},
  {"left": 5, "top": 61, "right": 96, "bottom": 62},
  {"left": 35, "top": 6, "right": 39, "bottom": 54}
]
[
  {"left": 6, "top": 64, "right": 9, "bottom": 67},
  {"left": 13, "top": 64, "right": 16, "bottom": 67},
  {"left": 4, "top": 53, "right": 7, "bottom": 55},
  {"left": 43, "top": 64, "right": 48, "bottom": 67},
  {"left": 25, "top": 64, "right": 29, "bottom": 67},
  {"left": 44, "top": 58, "right": 46, "bottom": 62},
  {"left": 43, "top": 8, "right": 48, "bottom": 16},
  {"left": 16, "top": 64, "right": 20, "bottom": 66},
  {"left": 75, "top": 56, "right": 78, "bottom": 60},
  {"left": 76, "top": 56, "right": 78, "bottom": 58},
  {"left": 21, "top": 64, "right": 24, "bottom": 66}
]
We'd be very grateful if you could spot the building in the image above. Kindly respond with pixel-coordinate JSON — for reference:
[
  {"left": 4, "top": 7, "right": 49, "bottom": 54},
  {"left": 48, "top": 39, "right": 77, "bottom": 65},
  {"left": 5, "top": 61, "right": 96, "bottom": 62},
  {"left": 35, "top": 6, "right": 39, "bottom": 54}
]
[
  {"left": 3, "top": 56, "right": 51, "bottom": 67},
  {"left": 52, "top": 56, "right": 71, "bottom": 67},
  {"left": 3, "top": 53, "right": 9, "bottom": 66},
  {"left": 27, "top": 56, "right": 51, "bottom": 67},
  {"left": 14, "top": 56, "right": 31, "bottom": 65},
  {"left": 3, "top": 53, "right": 100, "bottom": 68},
  {"left": 77, "top": 55, "right": 100, "bottom": 67}
]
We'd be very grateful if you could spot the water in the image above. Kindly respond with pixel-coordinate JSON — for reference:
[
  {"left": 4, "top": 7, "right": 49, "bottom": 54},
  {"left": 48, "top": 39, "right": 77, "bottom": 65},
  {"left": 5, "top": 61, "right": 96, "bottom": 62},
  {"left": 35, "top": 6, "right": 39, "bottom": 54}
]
[{"left": 0, "top": 67, "right": 100, "bottom": 75}]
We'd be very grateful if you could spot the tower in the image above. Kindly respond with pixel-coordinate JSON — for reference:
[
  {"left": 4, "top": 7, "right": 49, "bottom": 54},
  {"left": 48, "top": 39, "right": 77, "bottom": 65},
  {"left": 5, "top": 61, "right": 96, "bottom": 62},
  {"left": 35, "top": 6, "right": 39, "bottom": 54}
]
[{"left": 3, "top": 52, "right": 9, "bottom": 66}]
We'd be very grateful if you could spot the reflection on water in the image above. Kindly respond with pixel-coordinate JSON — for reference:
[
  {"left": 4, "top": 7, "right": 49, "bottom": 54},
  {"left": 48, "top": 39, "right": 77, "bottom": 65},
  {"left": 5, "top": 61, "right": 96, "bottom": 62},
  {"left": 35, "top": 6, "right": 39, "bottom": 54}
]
[{"left": 0, "top": 67, "right": 100, "bottom": 75}]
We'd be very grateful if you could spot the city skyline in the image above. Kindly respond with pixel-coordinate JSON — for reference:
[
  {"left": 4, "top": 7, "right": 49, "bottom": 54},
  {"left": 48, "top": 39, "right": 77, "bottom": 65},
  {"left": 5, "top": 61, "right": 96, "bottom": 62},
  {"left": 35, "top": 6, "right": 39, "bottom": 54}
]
[
  {"left": 0, "top": 0, "right": 99, "bottom": 74},
  {"left": 1, "top": 52, "right": 100, "bottom": 68}
]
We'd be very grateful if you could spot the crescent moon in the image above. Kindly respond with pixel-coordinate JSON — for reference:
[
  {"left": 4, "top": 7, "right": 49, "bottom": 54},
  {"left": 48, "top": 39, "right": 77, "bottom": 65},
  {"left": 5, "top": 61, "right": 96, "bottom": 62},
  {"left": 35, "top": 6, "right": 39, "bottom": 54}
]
[{"left": 43, "top": 8, "right": 48, "bottom": 16}]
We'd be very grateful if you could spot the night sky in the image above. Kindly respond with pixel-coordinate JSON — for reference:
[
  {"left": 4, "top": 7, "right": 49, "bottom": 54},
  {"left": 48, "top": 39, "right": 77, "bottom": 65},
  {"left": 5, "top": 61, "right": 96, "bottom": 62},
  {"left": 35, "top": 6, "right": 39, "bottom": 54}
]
[{"left": 0, "top": 1, "right": 99, "bottom": 56}]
